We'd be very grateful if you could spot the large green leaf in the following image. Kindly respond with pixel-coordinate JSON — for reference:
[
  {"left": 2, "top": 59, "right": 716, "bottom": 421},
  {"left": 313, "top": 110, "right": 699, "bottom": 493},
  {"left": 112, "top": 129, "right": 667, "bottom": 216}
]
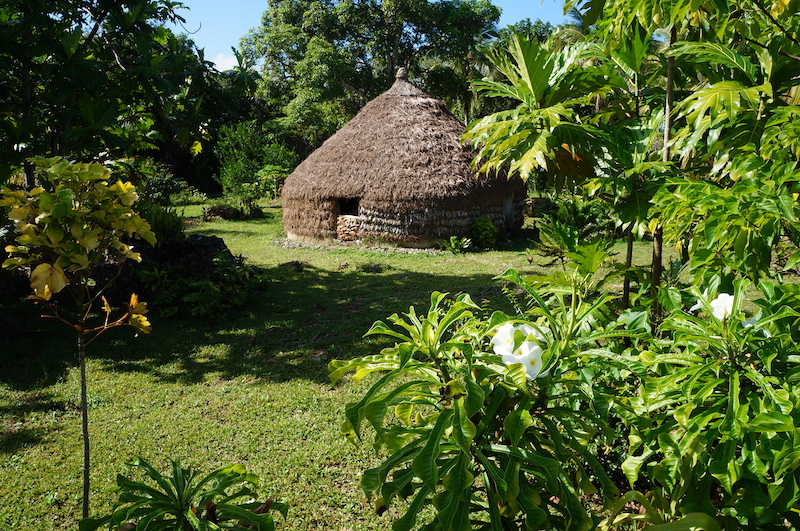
[
  {"left": 392, "top": 485, "right": 431, "bottom": 531},
  {"left": 503, "top": 407, "right": 534, "bottom": 447},
  {"left": 609, "top": 19, "right": 651, "bottom": 79},
  {"left": 648, "top": 512, "right": 721, "bottom": 531},
  {"left": 452, "top": 397, "right": 477, "bottom": 454},
  {"left": 677, "top": 81, "right": 765, "bottom": 131},
  {"left": 672, "top": 42, "right": 759, "bottom": 83},
  {"left": 412, "top": 410, "right": 454, "bottom": 490}
]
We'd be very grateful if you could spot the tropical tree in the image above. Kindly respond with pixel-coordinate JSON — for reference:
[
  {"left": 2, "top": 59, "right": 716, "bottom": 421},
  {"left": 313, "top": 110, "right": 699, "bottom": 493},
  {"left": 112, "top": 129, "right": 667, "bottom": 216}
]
[
  {"left": 578, "top": 20, "right": 671, "bottom": 308},
  {"left": 567, "top": 0, "right": 800, "bottom": 289},
  {"left": 0, "top": 0, "right": 210, "bottom": 184},
  {"left": 241, "top": 0, "right": 500, "bottom": 145},
  {"left": 1, "top": 157, "right": 155, "bottom": 518},
  {"left": 462, "top": 32, "right": 612, "bottom": 187}
]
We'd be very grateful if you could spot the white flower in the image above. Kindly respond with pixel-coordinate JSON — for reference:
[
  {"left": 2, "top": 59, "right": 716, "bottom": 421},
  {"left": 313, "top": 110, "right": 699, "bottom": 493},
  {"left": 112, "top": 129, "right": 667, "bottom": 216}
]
[
  {"left": 709, "top": 293, "right": 734, "bottom": 320},
  {"left": 689, "top": 289, "right": 709, "bottom": 313},
  {"left": 491, "top": 322, "right": 548, "bottom": 380},
  {"left": 690, "top": 290, "right": 734, "bottom": 321},
  {"left": 490, "top": 322, "right": 531, "bottom": 353}
]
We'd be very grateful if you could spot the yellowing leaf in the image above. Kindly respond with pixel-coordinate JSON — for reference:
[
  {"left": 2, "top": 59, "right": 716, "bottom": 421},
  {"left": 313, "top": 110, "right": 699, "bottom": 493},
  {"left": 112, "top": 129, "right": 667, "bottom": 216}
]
[
  {"left": 190, "top": 140, "right": 203, "bottom": 156},
  {"left": 771, "top": 0, "right": 790, "bottom": 16},
  {"left": 77, "top": 229, "right": 101, "bottom": 251},
  {"left": 29, "top": 262, "right": 68, "bottom": 299},
  {"left": 648, "top": 217, "right": 660, "bottom": 235},
  {"left": 0, "top": 190, "right": 26, "bottom": 207},
  {"left": 8, "top": 206, "right": 26, "bottom": 221},
  {"left": 129, "top": 314, "right": 152, "bottom": 335},
  {"left": 3, "top": 257, "right": 29, "bottom": 269},
  {"left": 30, "top": 284, "right": 53, "bottom": 301},
  {"left": 18, "top": 222, "right": 38, "bottom": 237},
  {"left": 128, "top": 293, "right": 148, "bottom": 314},
  {"left": 110, "top": 180, "right": 139, "bottom": 206}
]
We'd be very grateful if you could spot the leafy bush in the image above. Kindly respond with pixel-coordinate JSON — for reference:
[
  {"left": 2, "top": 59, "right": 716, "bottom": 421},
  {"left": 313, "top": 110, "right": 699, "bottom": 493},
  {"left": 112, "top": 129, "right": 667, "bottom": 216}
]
[
  {"left": 214, "top": 121, "right": 299, "bottom": 214},
  {"left": 80, "top": 456, "right": 287, "bottom": 531},
  {"left": 621, "top": 282, "right": 800, "bottom": 527},
  {"left": 330, "top": 260, "right": 638, "bottom": 529},
  {"left": 534, "top": 217, "right": 580, "bottom": 268},
  {"left": 136, "top": 200, "right": 186, "bottom": 243},
  {"left": 441, "top": 235, "right": 472, "bottom": 254},
  {"left": 471, "top": 215, "right": 499, "bottom": 249},
  {"left": 170, "top": 186, "right": 208, "bottom": 206},
  {"left": 256, "top": 164, "right": 290, "bottom": 199},
  {"left": 116, "top": 158, "right": 190, "bottom": 207},
  {"left": 542, "top": 195, "right": 616, "bottom": 241},
  {"left": 135, "top": 236, "right": 263, "bottom": 320},
  {"left": 332, "top": 244, "right": 800, "bottom": 528}
]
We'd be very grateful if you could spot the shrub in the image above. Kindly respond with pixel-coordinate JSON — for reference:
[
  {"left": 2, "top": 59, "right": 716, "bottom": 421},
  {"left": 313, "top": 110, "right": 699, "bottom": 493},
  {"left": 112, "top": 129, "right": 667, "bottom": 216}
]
[
  {"left": 256, "top": 164, "right": 290, "bottom": 199},
  {"left": 329, "top": 272, "right": 636, "bottom": 530},
  {"left": 115, "top": 158, "right": 190, "bottom": 206},
  {"left": 214, "top": 120, "right": 299, "bottom": 214},
  {"left": 441, "top": 235, "right": 472, "bottom": 254},
  {"left": 471, "top": 215, "right": 499, "bottom": 249},
  {"left": 170, "top": 186, "right": 208, "bottom": 206},
  {"left": 539, "top": 195, "right": 616, "bottom": 241},
  {"left": 331, "top": 247, "right": 800, "bottom": 529},
  {"left": 80, "top": 457, "right": 287, "bottom": 531},
  {"left": 136, "top": 200, "right": 186, "bottom": 243},
  {"left": 135, "top": 235, "right": 263, "bottom": 320}
]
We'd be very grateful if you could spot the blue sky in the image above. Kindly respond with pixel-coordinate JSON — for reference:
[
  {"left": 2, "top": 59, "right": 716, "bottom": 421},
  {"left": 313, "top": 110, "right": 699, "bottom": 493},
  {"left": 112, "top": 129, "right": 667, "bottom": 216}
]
[{"left": 170, "top": 0, "right": 569, "bottom": 70}]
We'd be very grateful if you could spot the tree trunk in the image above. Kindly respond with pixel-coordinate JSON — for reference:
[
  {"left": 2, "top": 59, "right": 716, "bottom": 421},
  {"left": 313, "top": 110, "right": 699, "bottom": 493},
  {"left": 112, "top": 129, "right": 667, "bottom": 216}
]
[
  {"left": 79, "top": 333, "right": 90, "bottom": 519},
  {"left": 653, "top": 26, "right": 677, "bottom": 293},
  {"left": 622, "top": 225, "right": 634, "bottom": 309},
  {"left": 20, "top": 3, "right": 35, "bottom": 188}
]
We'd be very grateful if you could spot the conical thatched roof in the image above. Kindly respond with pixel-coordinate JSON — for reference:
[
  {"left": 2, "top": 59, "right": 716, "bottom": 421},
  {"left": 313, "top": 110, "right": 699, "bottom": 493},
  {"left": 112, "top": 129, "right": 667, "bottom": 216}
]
[{"left": 282, "top": 68, "right": 525, "bottom": 246}]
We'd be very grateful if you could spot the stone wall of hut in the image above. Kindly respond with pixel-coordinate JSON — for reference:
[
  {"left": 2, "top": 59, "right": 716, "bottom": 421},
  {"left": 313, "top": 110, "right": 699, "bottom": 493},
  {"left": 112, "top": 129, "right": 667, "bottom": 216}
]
[
  {"left": 336, "top": 215, "right": 360, "bottom": 241},
  {"left": 283, "top": 191, "right": 525, "bottom": 247},
  {"left": 355, "top": 195, "right": 525, "bottom": 246}
]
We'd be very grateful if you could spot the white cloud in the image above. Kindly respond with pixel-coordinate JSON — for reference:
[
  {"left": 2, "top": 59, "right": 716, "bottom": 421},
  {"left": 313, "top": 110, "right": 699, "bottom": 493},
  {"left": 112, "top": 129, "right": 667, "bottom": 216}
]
[{"left": 213, "top": 53, "right": 238, "bottom": 71}]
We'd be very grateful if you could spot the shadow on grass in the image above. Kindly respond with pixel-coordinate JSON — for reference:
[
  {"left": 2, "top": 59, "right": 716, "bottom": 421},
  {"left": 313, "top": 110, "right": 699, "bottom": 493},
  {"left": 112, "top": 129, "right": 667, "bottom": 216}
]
[
  {"left": 0, "top": 427, "right": 46, "bottom": 454},
  {"left": 0, "top": 392, "right": 70, "bottom": 453},
  {"left": 0, "top": 301, "right": 77, "bottom": 391},
  {"left": 0, "top": 392, "right": 70, "bottom": 417},
  {"left": 106, "top": 263, "right": 515, "bottom": 385},
  {"left": 0, "top": 263, "right": 516, "bottom": 390}
]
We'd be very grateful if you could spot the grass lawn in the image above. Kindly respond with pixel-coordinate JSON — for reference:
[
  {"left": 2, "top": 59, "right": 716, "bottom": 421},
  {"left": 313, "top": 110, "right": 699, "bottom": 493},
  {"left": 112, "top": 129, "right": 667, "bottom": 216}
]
[{"left": 0, "top": 203, "right": 659, "bottom": 529}]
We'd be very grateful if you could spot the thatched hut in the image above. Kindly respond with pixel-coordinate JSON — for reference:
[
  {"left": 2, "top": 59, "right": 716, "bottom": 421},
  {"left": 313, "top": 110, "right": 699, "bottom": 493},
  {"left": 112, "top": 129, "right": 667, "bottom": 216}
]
[{"left": 281, "top": 68, "right": 525, "bottom": 247}]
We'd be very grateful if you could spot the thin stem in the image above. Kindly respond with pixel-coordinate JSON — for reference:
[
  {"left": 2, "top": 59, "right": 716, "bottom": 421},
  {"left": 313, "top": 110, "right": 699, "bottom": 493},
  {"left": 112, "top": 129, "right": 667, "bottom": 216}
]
[
  {"left": 84, "top": 314, "right": 130, "bottom": 348},
  {"left": 79, "top": 332, "right": 90, "bottom": 519},
  {"left": 742, "top": 36, "right": 800, "bottom": 62}
]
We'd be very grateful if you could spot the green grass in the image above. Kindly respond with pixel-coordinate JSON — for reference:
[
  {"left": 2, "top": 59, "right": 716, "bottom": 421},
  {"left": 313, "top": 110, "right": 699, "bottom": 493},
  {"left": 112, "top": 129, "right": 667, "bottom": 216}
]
[{"left": 0, "top": 205, "right": 661, "bottom": 530}]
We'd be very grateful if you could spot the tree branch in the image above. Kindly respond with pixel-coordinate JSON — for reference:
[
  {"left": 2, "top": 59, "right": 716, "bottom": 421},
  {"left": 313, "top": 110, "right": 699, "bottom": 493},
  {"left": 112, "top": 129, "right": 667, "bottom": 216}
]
[
  {"left": 750, "top": 0, "right": 800, "bottom": 50},
  {"left": 743, "top": 36, "right": 800, "bottom": 63}
]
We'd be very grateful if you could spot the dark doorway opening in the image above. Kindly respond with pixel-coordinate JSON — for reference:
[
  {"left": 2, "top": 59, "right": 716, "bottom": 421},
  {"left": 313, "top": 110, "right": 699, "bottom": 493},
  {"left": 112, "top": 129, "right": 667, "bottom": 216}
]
[{"left": 338, "top": 197, "right": 360, "bottom": 216}]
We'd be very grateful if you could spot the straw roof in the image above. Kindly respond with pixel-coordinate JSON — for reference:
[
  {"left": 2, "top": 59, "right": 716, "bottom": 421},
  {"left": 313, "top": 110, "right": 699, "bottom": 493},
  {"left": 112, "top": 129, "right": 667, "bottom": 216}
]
[{"left": 282, "top": 68, "right": 525, "bottom": 245}]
